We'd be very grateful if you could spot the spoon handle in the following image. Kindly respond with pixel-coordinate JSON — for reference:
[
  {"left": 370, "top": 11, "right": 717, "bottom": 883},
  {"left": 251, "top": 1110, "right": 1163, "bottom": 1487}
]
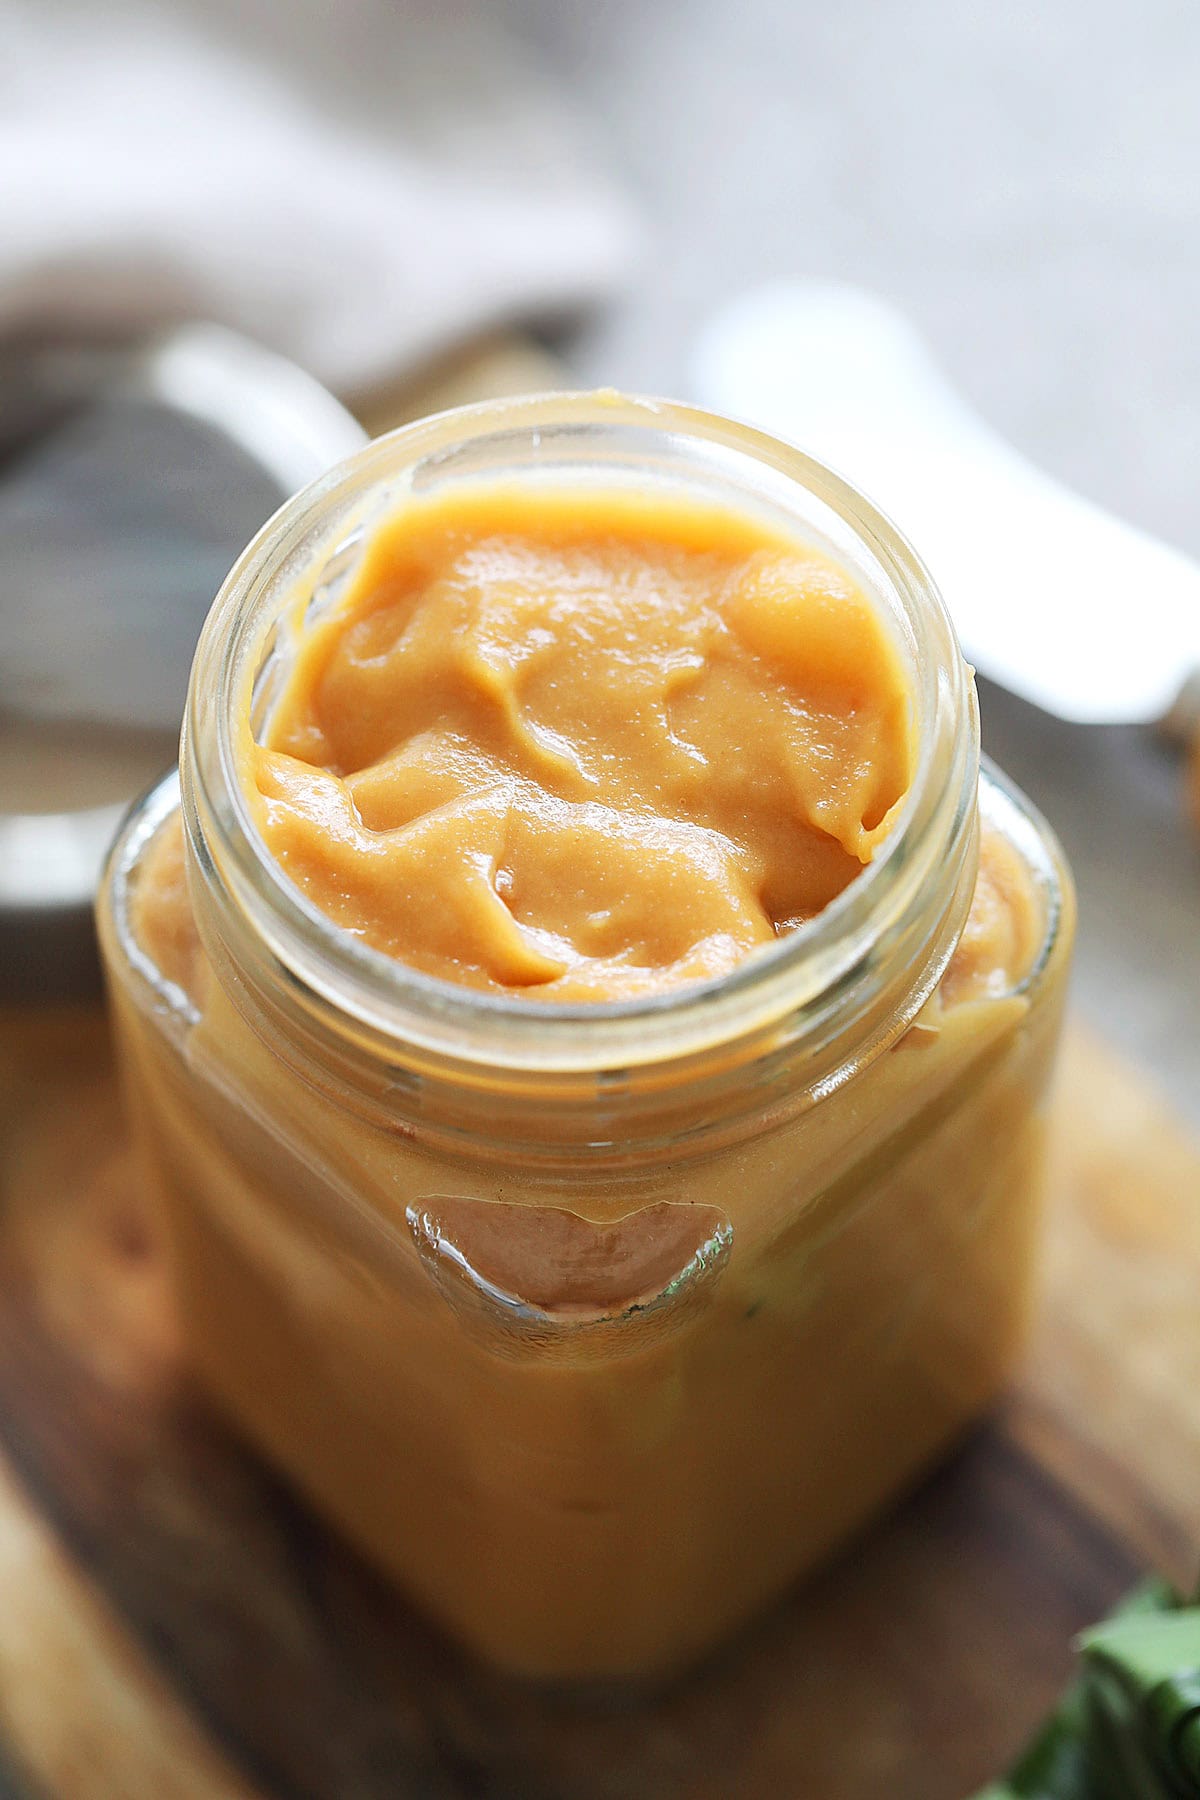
[{"left": 694, "top": 282, "right": 1200, "bottom": 727}]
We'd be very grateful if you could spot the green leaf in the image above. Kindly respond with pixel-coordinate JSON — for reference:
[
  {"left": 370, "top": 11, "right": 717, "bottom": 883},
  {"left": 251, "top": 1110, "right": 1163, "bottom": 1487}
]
[
  {"left": 1078, "top": 1610, "right": 1200, "bottom": 1798},
  {"left": 968, "top": 1578, "right": 1190, "bottom": 1800}
]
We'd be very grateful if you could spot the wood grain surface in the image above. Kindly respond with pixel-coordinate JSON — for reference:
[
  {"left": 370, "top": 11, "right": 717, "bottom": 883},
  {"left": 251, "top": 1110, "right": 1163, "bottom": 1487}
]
[{"left": 0, "top": 1002, "right": 1197, "bottom": 1800}]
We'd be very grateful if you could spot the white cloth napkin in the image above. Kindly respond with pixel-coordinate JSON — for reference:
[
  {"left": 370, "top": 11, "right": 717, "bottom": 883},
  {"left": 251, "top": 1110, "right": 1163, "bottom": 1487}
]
[{"left": 0, "top": 0, "right": 636, "bottom": 392}]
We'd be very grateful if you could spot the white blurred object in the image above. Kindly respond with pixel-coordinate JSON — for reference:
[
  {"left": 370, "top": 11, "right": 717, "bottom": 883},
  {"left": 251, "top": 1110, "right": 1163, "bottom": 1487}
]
[
  {"left": 693, "top": 282, "right": 1200, "bottom": 726},
  {"left": 0, "top": 0, "right": 636, "bottom": 393}
]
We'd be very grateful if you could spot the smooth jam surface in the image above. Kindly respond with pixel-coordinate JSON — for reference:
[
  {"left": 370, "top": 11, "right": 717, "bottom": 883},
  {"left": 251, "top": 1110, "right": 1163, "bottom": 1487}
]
[{"left": 243, "top": 487, "right": 916, "bottom": 999}]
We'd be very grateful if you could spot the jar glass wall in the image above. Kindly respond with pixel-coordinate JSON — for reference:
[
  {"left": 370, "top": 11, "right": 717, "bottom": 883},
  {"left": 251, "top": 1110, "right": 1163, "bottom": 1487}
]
[{"left": 97, "top": 395, "right": 1074, "bottom": 1682}]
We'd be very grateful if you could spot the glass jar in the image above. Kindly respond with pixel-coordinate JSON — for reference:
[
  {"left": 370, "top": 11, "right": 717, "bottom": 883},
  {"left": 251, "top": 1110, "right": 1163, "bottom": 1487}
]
[{"left": 96, "top": 393, "right": 1074, "bottom": 1683}]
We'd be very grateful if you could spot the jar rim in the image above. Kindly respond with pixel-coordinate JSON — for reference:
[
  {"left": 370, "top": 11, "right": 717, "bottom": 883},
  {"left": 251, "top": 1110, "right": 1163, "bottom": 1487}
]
[{"left": 183, "top": 390, "right": 979, "bottom": 1078}]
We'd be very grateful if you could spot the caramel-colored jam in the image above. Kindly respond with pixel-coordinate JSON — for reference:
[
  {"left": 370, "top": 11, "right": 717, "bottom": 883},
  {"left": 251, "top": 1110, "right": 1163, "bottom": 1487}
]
[
  {"left": 108, "top": 477, "right": 1070, "bottom": 1682},
  {"left": 243, "top": 488, "right": 914, "bottom": 999}
]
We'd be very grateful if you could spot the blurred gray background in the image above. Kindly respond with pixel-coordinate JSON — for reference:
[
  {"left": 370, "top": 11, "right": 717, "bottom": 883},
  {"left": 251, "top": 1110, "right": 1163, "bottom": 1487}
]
[{"left": 507, "top": 0, "right": 1200, "bottom": 1128}]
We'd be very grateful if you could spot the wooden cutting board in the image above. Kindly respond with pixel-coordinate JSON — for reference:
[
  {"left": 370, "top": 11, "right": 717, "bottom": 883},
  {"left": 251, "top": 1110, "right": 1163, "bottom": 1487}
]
[{"left": 0, "top": 1003, "right": 1198, "bottom": 1800}]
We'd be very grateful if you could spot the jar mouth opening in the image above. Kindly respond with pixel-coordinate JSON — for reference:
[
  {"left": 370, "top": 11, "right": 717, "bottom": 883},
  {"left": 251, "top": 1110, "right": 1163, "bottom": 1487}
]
[{"left": 186, "top": 390, "right": 978, "bottom": 1074}]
